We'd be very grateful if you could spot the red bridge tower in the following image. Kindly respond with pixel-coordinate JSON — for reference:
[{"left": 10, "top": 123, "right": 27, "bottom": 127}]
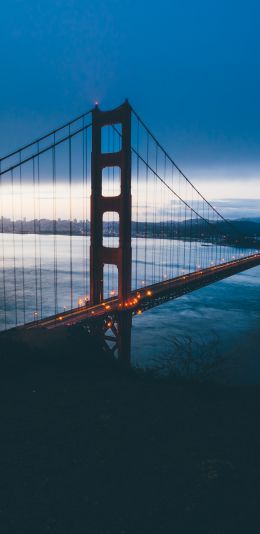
[{"left": 90, "top": 101, "right": 132, "bottom": 362}]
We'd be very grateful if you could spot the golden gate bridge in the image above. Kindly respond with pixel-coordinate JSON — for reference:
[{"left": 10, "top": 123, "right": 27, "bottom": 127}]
[{"left": 0, "top": 101, "right": 259, "bottom": 362}]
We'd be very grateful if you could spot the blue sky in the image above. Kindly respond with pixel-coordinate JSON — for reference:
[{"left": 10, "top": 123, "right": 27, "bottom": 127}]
[{"left": 0, "top": 0, "right": 259, "bottom": 217}]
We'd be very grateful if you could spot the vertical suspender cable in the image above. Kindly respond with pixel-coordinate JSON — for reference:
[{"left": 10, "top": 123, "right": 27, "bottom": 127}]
[
  {"left": 107, "top": 126, "right": 110, "bottom": 298},
  {"left": 176, "top": 171, "right": 181, "bottom": 276},
  {"left": 155, "top": 144, "right": 159, "bottom": 281},
  {"left": 183, "top": 178, "right": 187, "bottom": 273},
  {"left": 69, "top": 127, "right": 73, "bottom": 309},
  {"left": 152, "top": 166, "right": 156, "bottom": 283},
  {"left": 33, "top": 158, "right": 38, "bottom": 320},
  {"left": 159, "top": 161, "right": 163, "bottom": 281},
  {"left": 112, "top": 126, "right": 115, "bottom": 294},
  {"left": 164, "top": 156, "right": 169, "bottom": 277},
  {"left": 189, "top": 185, "right": 193, "bottom": 274},
  {"left": 52, "top": 138, "right": 57, "bottom": 316},
  {"left": 82, "top": 118, "right": 86, "bottom": 299},
  {"left": 0, "top": 162, "right": 7, "bottom": 329},
  {"left": 135, "top": 119, "right": 140, "bottom": 289},
  {"left": 171, "top": 164, "right": 176, "bottom": 278},
  {"left": 19, "top": 154, "right": 26, "bottom": 324},
  {"left": 144, "top": 131, "right": 149, "bottom": 284},
  {"left": 37, "top": 144, "right": 43, "bottom": 319},
  {"left": 11, "top": 169, "right": 18, "bottom": 325},
  {"left": 85, "top": 123, "right": 89, "bottom": 297},
  {"left": 169, "top": 164, "right": 174, "bottom": 279}
]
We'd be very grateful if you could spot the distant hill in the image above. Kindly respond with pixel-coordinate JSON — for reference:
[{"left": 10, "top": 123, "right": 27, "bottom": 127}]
[
  {"left": 227, "top": 219, "right": 260, "bottom": 236},
  {"left": 1, "top": 216, "right": 260, "bottom": 241},
  {"left": 236, "top": 217, "right": 260, "bottom": 224}
]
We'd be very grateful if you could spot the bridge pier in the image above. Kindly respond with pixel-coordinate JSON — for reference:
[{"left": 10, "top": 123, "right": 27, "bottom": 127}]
[
  {"left": 90, "top": 101, "right": 132, "bottom": 363},
  {"left": 117, "top": 310, "right": 132, "bottom": 364}
]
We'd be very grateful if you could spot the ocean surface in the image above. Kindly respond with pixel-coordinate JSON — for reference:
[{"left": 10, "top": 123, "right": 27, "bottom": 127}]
[
  {"left": 132, "top": 265, "right": 260, "bottom": 384},
  {"left": 0, "top": 233, "right": 259, "bottom": 384}
]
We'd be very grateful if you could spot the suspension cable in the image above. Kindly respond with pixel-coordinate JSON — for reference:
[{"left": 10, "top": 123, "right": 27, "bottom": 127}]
[
  {"left": 0, "top": 110, "right": 92, "bottom": 164},
  {"left": 131, "top": 108, "right": 251, "bottom": 241}
]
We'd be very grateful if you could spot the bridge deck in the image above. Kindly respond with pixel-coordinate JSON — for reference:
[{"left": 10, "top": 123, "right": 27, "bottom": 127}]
[{"left": 15, "top": 253, "right": 260, "bottom": 331}]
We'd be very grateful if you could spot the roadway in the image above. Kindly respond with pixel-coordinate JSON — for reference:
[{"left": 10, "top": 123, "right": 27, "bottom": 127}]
[{"left": 21, "top": 253, "right": 260, "bottom": 331}]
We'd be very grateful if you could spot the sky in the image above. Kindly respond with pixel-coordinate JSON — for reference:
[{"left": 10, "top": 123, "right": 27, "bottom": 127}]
[{"left": 0, "top": 0, "right": 260, "bottom": 218}]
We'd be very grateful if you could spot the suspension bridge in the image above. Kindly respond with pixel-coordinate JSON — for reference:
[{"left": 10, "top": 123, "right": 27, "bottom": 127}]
[{"left": 0, "top": 101, "right": 259, "bottom": 362}]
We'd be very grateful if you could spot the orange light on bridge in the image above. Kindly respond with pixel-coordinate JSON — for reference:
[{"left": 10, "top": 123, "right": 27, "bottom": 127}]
[
  {"left": 136, "top": 309, "right": 142, "bottom": 315},
  {"left": 105, "top": 304, "right": 111, "bottom": 310},
  {"left": 146, "top": 290, "right": 152, "bottom": 296}
]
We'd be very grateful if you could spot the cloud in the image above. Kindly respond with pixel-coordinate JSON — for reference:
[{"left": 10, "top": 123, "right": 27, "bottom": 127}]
[{"left": 212, "top": 198, "right": 260, "bottom": 219}]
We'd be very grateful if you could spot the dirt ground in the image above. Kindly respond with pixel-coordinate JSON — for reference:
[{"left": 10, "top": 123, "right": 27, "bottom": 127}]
[{"left": 0, "top": 326, "right": 260, "bottom": 533}]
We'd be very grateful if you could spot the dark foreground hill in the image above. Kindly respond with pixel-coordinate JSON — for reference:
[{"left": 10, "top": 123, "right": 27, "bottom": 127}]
[{"left": 0, "top": 326, "right": 260, "bottom": 534}]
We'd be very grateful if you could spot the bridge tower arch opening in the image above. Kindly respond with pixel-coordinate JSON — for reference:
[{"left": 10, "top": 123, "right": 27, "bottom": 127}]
[{"left": 90, "top": 100, "right": 132, "bottom": 363}]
